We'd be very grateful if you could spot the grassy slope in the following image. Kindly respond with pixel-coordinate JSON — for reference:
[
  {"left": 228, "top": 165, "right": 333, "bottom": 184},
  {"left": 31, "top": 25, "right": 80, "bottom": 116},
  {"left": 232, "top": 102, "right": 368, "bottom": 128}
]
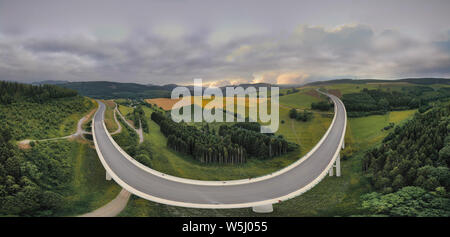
[
  {"left": 117, "top": 104, "right": 135, "bottom": 126},
  {"left": 101, "top": 100, "right": 118, "bottom": 132},
  {"left": 53, "top": 100, "right": 121, "bottom": 216},
  {"left": 1, "top": 97, "right": 94, "bottom": 141},
  {"left": 57, "top": 98, "right": 95, "bottom": 137},
  {"left": 279, "top": 89, "right": 323, "bottom": 109},
  {"left": 118, "top": 104, "right": 134, "bottom": 116},
  {"left": 53, "top": 140, "right": 121, "bottom": 216},
  {"left": 345, "top": 109, "right": 416, "bottom": 153}
]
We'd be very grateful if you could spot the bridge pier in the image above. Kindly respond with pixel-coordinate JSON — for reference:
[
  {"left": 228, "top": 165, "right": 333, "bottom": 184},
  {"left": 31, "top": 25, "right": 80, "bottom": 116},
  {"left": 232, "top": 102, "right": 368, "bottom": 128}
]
[
  {"left": 106, "top": 171, "right": 112, "bottom": 181},
  {"left": 336, "top": 153, "right": 341, "bottom": 177},
  {"left": 329, "top": 153, "right": 341, "bottom": 177},
  {"left": 252, "top": 204, "right": 273, "bottom": 213},
  {"left": 342, "top": 142, "right": 345, "bottom": 150}
]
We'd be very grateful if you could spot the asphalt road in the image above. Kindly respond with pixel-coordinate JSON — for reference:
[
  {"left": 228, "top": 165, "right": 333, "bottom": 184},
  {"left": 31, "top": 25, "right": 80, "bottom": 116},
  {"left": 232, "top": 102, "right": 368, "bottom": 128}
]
[{"left": 93, "top": 92, "right": 346, "bottom": 208}]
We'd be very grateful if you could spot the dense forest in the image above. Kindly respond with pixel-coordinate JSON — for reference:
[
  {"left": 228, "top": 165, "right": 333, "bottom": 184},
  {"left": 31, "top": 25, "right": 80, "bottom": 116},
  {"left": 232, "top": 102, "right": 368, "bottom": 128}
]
[
  {"left": 289, "top": 108, "right": 313, "bottom": 122},
  {"left": 311, "top": 101, "right": 333, "bottom": 111},
  {"left": 0, "top": 81, "right": 78, "bottom": 104},
  {"left": 361, "top": 103, "right": 450, "bottom": 216},
  {"left": 151, "top": 112, "right": 297, "bottom": 164},
  {"left": 342, "top": 86, "right": 450, "bottom": 117},
  {"left": 361, "top": 186, "right": 449, "bottom": 217},
  {"left": 0, "top": 81, "right": 93, "bottom": 140},
  {"left": 0, "top": 130, "right": 78, "bottom": 216},
  {"left": 112, "top": 112, "right": 154, "bottom": 169}
]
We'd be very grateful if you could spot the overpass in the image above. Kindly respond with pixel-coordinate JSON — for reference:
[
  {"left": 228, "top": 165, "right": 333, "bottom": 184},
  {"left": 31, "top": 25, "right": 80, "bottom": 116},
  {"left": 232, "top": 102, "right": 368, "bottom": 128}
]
[{"left": 92, "top": 91, "right": 347, "bottom": 212}]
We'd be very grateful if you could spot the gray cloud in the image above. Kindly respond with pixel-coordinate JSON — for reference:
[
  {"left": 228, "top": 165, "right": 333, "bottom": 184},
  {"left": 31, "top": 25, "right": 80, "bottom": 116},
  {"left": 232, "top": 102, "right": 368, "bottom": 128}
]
[{"left": 0, "top": 0, "right": 449, "bottom": 85}]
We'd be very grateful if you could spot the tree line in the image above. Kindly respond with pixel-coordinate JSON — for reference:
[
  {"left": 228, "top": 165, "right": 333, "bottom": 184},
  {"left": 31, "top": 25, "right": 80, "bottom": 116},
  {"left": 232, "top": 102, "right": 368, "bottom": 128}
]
[
  {"left": 151, "top": 111, "right": 297, "bottom": 164},
  {"left": 125, "top": 105, "right": 149, "bottom": 133},
  {"left": 342, "top": 86, "right": 450, "bottom": 117},
  {"left": 311, "top": 100, "right": 333, "bottom": 111},
  {"left": 280, "top": 88, "right": 299, "bottom": 96},
  {"left": 218, "top": 124, "right": 296, "bottom": 159},
  {"left": 0, "top": 81, "right": 78, "bottom": 104},
  {"left": 289, "top": 108, "right": 313, "bottom": 122}
]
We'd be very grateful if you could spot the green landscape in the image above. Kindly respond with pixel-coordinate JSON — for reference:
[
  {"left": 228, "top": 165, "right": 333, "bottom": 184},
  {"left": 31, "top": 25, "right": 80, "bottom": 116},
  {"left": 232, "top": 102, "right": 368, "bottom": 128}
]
[{"left": 1, "top": 79, "right": 449, "bottom": 217}]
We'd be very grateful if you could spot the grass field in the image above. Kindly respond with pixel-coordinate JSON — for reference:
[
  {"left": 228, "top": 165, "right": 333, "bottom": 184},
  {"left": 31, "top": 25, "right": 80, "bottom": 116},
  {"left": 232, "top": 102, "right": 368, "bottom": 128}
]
[
  {"left": 279, "top": 88, "right": 325, "bottom": 109},
  {"left": 101, "top": 100, "right": 119, "bottom": 133},
  {"left": 47, "top": 140, "right": 121, "bottom": 216},
  {"left": 343, "top": 109, "right": 417, "bottom": 156},
  {"left": 118, "top": 104, "right": 134, "bottom": 116}
]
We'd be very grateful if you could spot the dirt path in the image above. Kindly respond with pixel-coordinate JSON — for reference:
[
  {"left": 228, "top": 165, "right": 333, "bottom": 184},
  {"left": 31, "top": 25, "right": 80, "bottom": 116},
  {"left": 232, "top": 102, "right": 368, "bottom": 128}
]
[
  {"left": 110, "top": 104, "right": 123, "bottom": 135},
  {"left": 137, "top": 119, "right": 144, "bottom": 144},
  {"left": 78, "top": 189, "right": 131, "bottom": 217},
  {"left": 17, "top": 111, "right": 94, "bottom": 147},
  {"left": 116, "top": 107, "right": 144, "bottom": 144}
]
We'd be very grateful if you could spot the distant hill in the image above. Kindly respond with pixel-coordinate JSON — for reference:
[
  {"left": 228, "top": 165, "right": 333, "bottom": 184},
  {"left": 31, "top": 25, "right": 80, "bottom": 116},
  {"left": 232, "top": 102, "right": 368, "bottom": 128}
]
[
  {"left": 54, "top": 81, "right": 282, "bottom": 99},
  {"left": 306, "top": 78, "right": 450, "bottom": 86},
  {"left": 399, "top": 78, "right": 450, "bottom": 85},
  {"left": 31, "top": 80, "right": 70, "bottom": 85},
  {"left": 58, "top": 81, "right": 172, "bottom": 99},
  {"left": 28, "top": 78, "right": 450, "bottom": 100}
]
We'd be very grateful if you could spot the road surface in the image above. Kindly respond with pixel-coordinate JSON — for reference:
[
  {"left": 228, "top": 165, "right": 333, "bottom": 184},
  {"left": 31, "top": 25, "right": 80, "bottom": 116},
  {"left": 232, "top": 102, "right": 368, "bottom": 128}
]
[{"left": 92, "top": 92, "right": 346, "bottom": 208}]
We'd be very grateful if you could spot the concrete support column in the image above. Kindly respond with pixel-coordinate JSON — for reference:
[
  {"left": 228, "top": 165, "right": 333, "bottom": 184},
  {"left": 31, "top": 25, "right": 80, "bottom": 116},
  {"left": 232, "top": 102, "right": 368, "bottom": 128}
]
[
  {"left": 252, "top": 204, "right": 273, "bottom": 213},
  {"left": 336, "top": 153, "right": 341, "bottom": 177},
  {"left": 342, "top": 142, "right": 345, "bottom": 150},
  {"left": 329, "top": 166, "right": 334, "bottom": 176},
  {"left": 106, "top": 171, "right": 112, "bottom": 181}
]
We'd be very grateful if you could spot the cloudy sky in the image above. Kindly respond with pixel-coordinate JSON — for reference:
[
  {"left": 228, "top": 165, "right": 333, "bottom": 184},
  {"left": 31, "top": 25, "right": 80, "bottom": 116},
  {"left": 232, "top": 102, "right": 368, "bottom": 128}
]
[{"left": 0, "top": 0, "right": 449, "bottom": 86}]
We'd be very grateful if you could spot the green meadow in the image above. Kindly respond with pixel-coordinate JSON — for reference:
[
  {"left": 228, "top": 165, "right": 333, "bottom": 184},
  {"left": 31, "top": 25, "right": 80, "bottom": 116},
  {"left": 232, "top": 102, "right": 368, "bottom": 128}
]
[{"left": 54, "top": 140, "right": 121, "bottom": 216}]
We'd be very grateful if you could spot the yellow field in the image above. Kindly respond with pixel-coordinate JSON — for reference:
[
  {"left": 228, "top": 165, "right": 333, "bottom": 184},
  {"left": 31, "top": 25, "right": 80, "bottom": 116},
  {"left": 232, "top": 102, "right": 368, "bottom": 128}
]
[
  {"left": 145, "top": 98, "right": 182, "bottom": 110},
  {"left": 146, "top": 96, "right": 270, "bottom": 112}
]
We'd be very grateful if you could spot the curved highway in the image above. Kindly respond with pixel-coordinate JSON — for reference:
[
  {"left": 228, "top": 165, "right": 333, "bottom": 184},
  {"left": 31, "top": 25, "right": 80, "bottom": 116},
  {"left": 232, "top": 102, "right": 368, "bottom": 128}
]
[{"left": 92, "top": 92, "right": 347, "bottom": 209}]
